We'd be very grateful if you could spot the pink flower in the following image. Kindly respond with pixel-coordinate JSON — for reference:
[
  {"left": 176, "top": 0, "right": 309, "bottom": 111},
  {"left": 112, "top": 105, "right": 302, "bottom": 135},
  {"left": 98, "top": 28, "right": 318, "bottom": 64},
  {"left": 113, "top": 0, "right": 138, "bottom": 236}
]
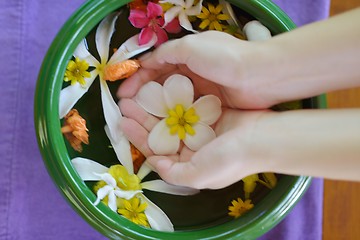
[{"left": 129, "top": 2, "right": 181, "bottom": 47}]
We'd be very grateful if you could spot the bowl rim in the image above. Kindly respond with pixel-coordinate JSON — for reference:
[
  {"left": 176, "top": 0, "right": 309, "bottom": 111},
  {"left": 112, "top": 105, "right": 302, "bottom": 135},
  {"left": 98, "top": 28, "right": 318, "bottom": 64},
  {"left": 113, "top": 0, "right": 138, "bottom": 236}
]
[{"left": 35, "top": 0, "right": 316, "bottom": 239}]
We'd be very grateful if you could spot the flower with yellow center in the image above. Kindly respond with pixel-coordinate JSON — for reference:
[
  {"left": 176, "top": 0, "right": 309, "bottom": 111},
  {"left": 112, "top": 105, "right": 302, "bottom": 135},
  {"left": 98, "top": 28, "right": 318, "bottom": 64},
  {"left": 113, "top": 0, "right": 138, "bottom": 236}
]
[
  {"left": 166, "top": 104, "right": 199, "bottom": 140},
  {"left": 228, "top": 197, "right": 254, "bottom": 218},
  {"left": 118, "top": 197, "right": 150, "bottom": 227},
  {"left": 64, "top": 57, "right": 91, "bottom": 86},
  {"left": 197, "top": 3, "right": 229, "bottom": 31},
  {"left": 135, "top": 74, "right": 222, "bottom": 155}
]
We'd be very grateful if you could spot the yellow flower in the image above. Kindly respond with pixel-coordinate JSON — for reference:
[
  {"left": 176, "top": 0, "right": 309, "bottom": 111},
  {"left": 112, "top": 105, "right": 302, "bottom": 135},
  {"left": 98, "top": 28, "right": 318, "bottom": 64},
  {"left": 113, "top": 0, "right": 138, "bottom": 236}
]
[
  {"left": 228, "top": 197, "right": 254, "bottom": 218},
  {"left": 166, "top": 104, "right": 199, "bottom": 140},
  {"left": 197, "top": 3, "right": 230, "bottom": 31},
  {"left": 118, "top": 197, "right": 150, "bottom": 227},
  {"left": 64, "top": 57, "right": 91, "bottom": 86}
]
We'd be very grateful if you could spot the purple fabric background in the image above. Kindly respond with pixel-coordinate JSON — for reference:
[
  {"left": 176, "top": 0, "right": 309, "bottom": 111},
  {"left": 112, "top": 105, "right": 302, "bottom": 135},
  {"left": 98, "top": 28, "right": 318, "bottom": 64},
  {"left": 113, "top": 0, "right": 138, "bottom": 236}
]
[{"left": 0, "top": 0, "right": 329, "bottom": 239}]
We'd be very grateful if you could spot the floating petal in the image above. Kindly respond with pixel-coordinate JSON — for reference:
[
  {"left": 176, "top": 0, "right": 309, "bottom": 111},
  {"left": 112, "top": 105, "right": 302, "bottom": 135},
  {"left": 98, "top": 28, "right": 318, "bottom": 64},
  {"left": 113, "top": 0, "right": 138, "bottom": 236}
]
[
  {"left": 140, "top": 195, "right": 174, "bottom": 232},
  {"left": 108, "top": 34, "right": 157, "bottom": 65},
  {"left": 105, "top": 125, "right": 134, "bottom": 174},
  {"left": 100, "top": 79, "right": 123, "bottom": 143},
  {"left": 137, "top": 162, "right": 153, "bottom": 181},
  {"left": 94, "top": 185, "right": 113, "bottom": 205},
  {"left": 141, "top": 180, "right": 199, "bottom": 195},
  {"left": 96, "top": 12, "right": 119, "bottom": 63},
  {"left": 73, "top": 39, "right": 99, "bottom": 66},
  {"left": 71, "top": 157, "right": 109, "bottom": 181},
  {"left": 178, "top": 12, "right": 197, "bottom": 33},
  {"left": 59, "top": 70, "right": 97, "bottom": 118}
]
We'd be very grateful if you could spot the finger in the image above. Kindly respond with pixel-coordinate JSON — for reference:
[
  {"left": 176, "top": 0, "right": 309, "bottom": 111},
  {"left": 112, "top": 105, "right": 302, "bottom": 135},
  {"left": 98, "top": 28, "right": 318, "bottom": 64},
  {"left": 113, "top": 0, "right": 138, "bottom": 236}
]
[
  {"left": 119, "top": 117, "right": 154, "bottom": 157},
  {"left": 119, "top": 98, "right": 159, "bottom": 132},
  {"left": 117, "top": 68, "right": 160, "bottom": 98}
]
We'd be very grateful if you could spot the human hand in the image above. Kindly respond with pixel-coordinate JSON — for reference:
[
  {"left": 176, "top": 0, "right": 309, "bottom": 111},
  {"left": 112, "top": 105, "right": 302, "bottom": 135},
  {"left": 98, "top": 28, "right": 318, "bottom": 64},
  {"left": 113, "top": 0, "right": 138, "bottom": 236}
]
[
  {"left": 119, "top": 97, "right": 272, "bottom": 189},
  {"left": 117, "top": 31, "right": 278, "bottom": 109}
]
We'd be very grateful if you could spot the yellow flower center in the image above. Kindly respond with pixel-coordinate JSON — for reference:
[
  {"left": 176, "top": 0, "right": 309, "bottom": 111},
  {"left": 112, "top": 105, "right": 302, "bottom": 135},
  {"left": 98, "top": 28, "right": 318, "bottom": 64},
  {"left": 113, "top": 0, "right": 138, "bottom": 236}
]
[
  {"left": 64, "top": 57, "right": 91, "bottom": 86},
  {"left": 166, "top": 104, "right": 199, "bottom": 140}
]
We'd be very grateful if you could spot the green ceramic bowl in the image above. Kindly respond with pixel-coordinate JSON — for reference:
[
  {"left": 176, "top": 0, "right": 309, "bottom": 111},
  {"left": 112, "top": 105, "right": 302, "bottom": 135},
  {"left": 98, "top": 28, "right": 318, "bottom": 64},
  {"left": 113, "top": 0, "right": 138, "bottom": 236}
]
[{"left": 35, "top": 0, "right": 325, "bottom": 239}]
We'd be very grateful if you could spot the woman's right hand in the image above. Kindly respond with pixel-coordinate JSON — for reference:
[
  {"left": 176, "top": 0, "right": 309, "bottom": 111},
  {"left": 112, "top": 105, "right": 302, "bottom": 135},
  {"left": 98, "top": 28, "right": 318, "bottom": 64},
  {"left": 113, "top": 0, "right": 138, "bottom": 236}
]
[{"left": 117, "top": 31, "right": 278, "bottom": 109}]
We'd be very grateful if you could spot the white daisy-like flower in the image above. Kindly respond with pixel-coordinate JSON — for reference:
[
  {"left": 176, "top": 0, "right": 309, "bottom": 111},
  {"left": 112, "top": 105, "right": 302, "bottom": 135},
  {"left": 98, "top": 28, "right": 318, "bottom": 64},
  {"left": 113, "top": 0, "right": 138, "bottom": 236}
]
[
  {"left": 160, "top": 0, "right": 203, "bottom": 33},
  {"left": 72, "top": 157, "right": 199, "bottom": 232},
  {"left": 135, "top": 74, "right": 222, "bottom": 155}
]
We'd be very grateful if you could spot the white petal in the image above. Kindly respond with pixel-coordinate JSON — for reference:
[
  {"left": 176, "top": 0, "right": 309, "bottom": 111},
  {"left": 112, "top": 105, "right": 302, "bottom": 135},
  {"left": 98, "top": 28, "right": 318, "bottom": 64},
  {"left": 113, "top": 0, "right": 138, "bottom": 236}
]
[
  {"left": 73, "top": 39, "right": 99, "bottom": 66},
  {"left": 141, "top": 180, "right": 199, "bottom": 195},
  {"left": 108, "top": 34, "right": 157, "bottom": 65},
  {"left": 148, "top": 119, "right": 180, "bottom": 155},
  {"left": 94, "top": 185, "right": 113, "bottom": 205},
  {"left": 95, "top": 172, "right": 117, "bottom": 187},
  {"left": 191, "top": 95, "right": 222, "bottom": 125},
  {"left": 178, "top": 12, "right": 197, "bottom": 33},
  {"left": 71, "top": 157, "right": 109, "bottom": 181},
  {"left": 108, "top": 191, "right": 118, "bottom": 212},
  {"left": 137, "top": 162, "right": 153, "bottom": 180},
  {"left": 140, "top": 194, "right": 174, "bottom": 232},
  {"left": 184, "top": 0, "right": 195, "bottom": 8},
  {"left": 100, "top": 79, "right": 123, "bottom": 143},
  {"left": 104, "top": 125, "right": 134, "bottom": 174},
  {"left": 160, "top": 0, "right": 185, "bottom": 6},
  {"left": 163, "top": 6, "right": 182, "bottom": 26},
  {"left": 59, "top": 70, "right": 97, "bottom": 118},
  {"left": 185, "top": 0, "right": 202, "bottom": 15},
  {"left": 184, "top": 122, "right": 216, "bottom": 151},
  {"left": 243, "top": 20, "right": 272, "bottom": 41},
  {"left": 96, "top": 12, "right": 118, "bottom": 64},
  {"left": 113, "top": 189, "right": 142, "bottom": 199},
  {"left": 136, "top": 81, "right": 168, "bottom": 118},
  {"left": 219, "top": 0, "right": 240, "bottom": 27},
  {"left": 163, "top": 74, "right": 194, "bottom": 109}
]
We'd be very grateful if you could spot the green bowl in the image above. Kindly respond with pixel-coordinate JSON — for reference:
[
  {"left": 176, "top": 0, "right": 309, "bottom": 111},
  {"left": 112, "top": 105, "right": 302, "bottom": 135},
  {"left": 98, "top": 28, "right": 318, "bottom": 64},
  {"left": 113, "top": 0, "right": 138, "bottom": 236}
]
[{"left": 35, "top": 0, "right": 324, "bottom": 239}]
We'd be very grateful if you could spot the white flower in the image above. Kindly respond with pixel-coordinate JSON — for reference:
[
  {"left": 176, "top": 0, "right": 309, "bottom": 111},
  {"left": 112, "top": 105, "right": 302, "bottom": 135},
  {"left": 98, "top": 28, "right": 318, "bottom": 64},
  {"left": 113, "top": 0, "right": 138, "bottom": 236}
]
[
  {"left": 135, "top": 74, "right": 222, "bottom": 155},
  {"left": 160, "top": 0, "right": 203, "bottom": 33},
  {"left": 72, "top": 157, "right": 199, "bottom": 232},
  {"left": 93, "top": 172, "right": 142, "bottom": 212},
  {"left": 59, "top": 12, "right": 156, "bottom": 168}
]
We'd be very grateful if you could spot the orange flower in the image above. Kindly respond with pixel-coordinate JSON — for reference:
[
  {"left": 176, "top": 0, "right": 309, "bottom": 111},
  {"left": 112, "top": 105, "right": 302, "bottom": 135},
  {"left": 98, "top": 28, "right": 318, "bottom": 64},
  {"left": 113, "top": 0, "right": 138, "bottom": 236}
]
[
  {"left": 103, "top": 59, "right": 141, "bottom": 81},
  {"left": 61, "top": 109, "right": 89, "bottom": 152},
  {"left": 131, "top": 144, "right": 146, "bottom": 174}
]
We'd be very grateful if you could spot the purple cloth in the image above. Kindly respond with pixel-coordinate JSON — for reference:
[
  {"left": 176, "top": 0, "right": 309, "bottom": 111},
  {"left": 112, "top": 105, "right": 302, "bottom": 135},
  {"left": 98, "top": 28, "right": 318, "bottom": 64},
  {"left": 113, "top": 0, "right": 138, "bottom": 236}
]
[{"left": 0, "top": 0, "right": 329, "bottom": 239}]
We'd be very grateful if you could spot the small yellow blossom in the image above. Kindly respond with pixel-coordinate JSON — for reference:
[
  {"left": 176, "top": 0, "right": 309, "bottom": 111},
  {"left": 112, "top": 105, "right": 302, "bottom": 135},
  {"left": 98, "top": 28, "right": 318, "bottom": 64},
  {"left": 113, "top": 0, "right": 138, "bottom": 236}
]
[
  {"left": 118, "top": 197, "right": 150, "bottom": 227},
  {"left": 64, "top": 57, "right": 91, "bottom": 86},
  {"left": 228, "top": 197, "right": 254, "bottom": 218},
  {"left": 197, "top": 3, "right": 230, "bottom": 31},
  {"left": 166, "top": 104, "right": 199, "bottom": 140}
]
